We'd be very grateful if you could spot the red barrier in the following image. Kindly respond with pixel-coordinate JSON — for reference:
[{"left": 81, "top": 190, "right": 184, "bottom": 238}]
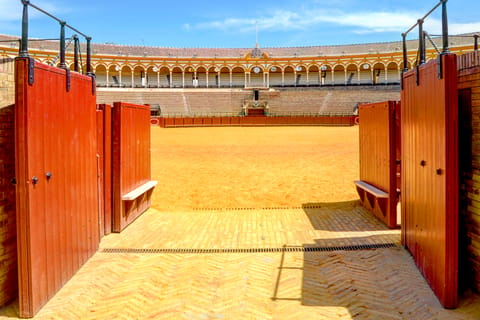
[
  {"left": 112, "top": 102, "right": 154, "bottom": 233},
  {"left": 401, "top": 54, "right": 458, "bottom": 308},
  {"left": 15, "top": 58, "right": 99, "bottom": 318},
  {"left": 357, "top": 101, "right": 399, "bottom": 228},
  {"left": 157, "top": 115, "right": 355, "bottom": 127},
  {"left": 220, "top": 117, "right": 231, "bottom": 125},
  {"left": 203, "top": 117, "right": 213, "bottom": 126},
  {"left": 174, "top": 117, "right": 184, "bottom": 126},
  {"left": 230, "top": 117, "right": 241, "bottom": 125},
  {"left": 184, "top": 117, "right": 194, "bottom": 126},
  {"left": 165, "top": 117, "right": 175, "bottom": 127},
  {"left": 212, "top": 117, "right": 222, "bottom": 125}
]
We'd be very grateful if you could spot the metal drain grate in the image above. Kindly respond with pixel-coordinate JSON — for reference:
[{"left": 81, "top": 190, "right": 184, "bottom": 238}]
[
  {"left": 191, "top": 205, "right": 329, "bottom": 211},
  {"left": 101, "top": 243, "right": 397, "bottom": 255}
]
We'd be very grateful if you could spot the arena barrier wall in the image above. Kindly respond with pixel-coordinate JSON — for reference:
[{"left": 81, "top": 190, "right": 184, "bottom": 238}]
[
  {"left": 152, "top": 115, "right": 356, "bottom": 127},
  {"left": 401, "top": 53, "right": 459, "bottom": 308},
  {"left": 112, "top": 102, "right": 156, "bottom": 233},
  {"left": 15, "top": 57, "right": 99, "bottom": 317},
  {"left": 356, "top": 101, "right": 400, "bottom": 229},
  {"left": 97, "top": 104, "right": 113, "bottom": 236}
]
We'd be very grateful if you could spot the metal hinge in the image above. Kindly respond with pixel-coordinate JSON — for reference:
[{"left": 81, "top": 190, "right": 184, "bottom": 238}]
[
  {"left": 437, "top": 54, "right": 444, "bottom": 79},
  {"left": 27, "top": 57, "right": 34, "bottom": 85}
]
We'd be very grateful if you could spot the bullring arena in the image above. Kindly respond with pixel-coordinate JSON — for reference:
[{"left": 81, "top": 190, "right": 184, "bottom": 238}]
[{"left": 2, "top": 1, "right": 480, "bottom": 319}]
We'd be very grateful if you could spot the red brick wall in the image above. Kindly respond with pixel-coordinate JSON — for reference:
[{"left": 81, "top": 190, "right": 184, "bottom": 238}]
[
  {"left": 0, "top": 57, "right": 17, "bottom": 307},
  {"left": 457, "top": 52, "right": 480, "bottom": 292}
]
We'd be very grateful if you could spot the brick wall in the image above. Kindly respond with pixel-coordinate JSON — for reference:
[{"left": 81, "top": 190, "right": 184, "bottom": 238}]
[
  {"left": 0, "top": 57, "right": 17, "bottom": 306},
  {"left": 457, "top": 51, "right": 480, "bottom": 292}
]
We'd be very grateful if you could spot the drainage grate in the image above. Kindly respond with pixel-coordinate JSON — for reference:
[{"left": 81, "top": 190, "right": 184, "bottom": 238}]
[
  {"left": 191, "top": 205, "right": 328, "bottom": 211},
  {"left": 101, "top": 243, "right": 397, "bottom": 255}
]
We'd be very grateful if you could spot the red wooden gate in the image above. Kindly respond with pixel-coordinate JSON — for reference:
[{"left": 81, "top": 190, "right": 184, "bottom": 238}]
[
  {"left": 357, "top": 101, "right": 400, "bottom": 228},
  {"left": 401, "top": 54, "right": 458, "bottom": 308},
  {"left": 112, "top": 102, "right": 154, "bottom": 232},
  {"left": 15, "top": 58, "right": 99, "bottom": 317}
]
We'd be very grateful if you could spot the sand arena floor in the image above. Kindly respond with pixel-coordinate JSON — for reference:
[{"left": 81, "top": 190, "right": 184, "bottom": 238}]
[{"left": 150, "top": 126, "right": 360, "bottom": 211}]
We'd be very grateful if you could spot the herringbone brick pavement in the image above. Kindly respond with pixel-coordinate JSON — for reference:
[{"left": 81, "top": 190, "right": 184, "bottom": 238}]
[{"left": 0, "top": 204, "right": 479, "bottom": 319}]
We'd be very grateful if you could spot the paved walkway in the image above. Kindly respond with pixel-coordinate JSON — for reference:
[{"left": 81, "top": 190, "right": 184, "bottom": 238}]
[{"left": 1, "top": 201, "right": 479, "bottom": 319}]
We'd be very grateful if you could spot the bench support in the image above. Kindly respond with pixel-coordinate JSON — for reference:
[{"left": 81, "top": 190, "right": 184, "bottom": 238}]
[
  {"left": 113, "top": 180, "right": 157, "bottom": 233},
  {"left": 354, "top": 180, "right": 389, "bottom": 221}
]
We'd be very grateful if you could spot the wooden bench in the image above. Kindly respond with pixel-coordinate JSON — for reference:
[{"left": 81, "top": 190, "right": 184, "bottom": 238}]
[
  {"left": 121, "top": 180, "right": 158, "bottom": 201},
  {"left": 354, "top": 180, "right": 388, "bottom": 198},
  {"left": 354, "top": 180, "right": 388, "bottom": 218}
]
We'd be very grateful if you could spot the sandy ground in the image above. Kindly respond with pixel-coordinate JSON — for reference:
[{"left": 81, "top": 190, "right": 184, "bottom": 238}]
[{"left": 150, "top": 126, "right": 360, "bottom": 211}]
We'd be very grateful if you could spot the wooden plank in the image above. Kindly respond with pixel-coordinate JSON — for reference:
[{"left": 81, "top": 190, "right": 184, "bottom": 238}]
[
  {"left": 122, "top": 181, "right": 158, "bottom": 201},
  {"left": 354, "top": 180, "right": 388, "bottom": 198}
]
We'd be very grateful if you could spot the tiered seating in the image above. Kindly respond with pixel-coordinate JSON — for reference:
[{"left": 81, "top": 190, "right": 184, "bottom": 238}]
[{"left": 96, "top": 87, "right": 400, "bottom": 116}]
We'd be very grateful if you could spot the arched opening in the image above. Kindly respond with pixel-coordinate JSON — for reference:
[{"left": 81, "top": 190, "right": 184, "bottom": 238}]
[
  {"left": 269, "top": 65, "right": 282, "bottom": 87},
  {"left": 249, "top": 66, "right": 264, "bottom": 87},
  {"left": 387, "top": 62, "right": 400, "bottom": 84},
  {"left": 107, "top": 64, "right": 122, "bottom": 87},
  {"left": 333, "top": 65, "right": 345, "bottom": 85},
  {"left": 372, "top": 63, "right": 385, "bottom": 85},
  {"left": 346, "top": 64, "right": 358, "bottom": 85},
  {"left": 157, "top": 66, "right": 170, "bottom": 87},
  {"left": 219, "top": 66, "right": 231, "bottom": 88},
  {"left": 95, "top": 64, "right": 107, "bottom": 87},
  {"left": 320, "top": 65, "right": 332, "bottom": 85},
  {"left": 171, "top": 66, "right": 183, "bottom": 88},
  {"left": 295, "top": 65, "right": 307, "bottom": 86},
  {"left": 284, "top": 66, "right": 295, "bottom": 87},
  {"left": 133, "top": 65, "right": 146, "bottom": 88},
  {"left": 231, "top": 66, "right": 244, "bottom": 87},
  {"left": 308, "top": 65, "right": 320, "bottom": 86},
  {"left": 184, "top": 66, "right": 195, "bottom": 88},
  {"left": 359, "top": 63, "right": 372, "bottom": 85},
  {"left": 120, "top": 65, "right": 133, "bottom": 87},
  {"left": 146, "top": 66, "right": 159, "bottom": 88},
  {"left": 196, "top": 66, "right": 207, "bottom": 87},
  {"left": 207, "top": 66, "right": 217, "bottom": 88}
]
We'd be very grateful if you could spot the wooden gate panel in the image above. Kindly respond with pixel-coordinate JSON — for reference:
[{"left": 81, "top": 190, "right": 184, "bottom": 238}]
[
  {"left": 112, "top": 102, "right": 152, "bottom": 232},
  {"left": 401, "top": 54, "right": 458, "bottom": 308},
  {"left": 15, "top": 58, "right": 99, "bottom": 317},
  {"left": 357, "top": 101, "right": 399, "bottom": 228}
]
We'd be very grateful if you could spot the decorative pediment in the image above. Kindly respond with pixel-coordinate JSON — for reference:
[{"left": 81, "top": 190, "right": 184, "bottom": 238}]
[{"left": 245, "top": 47, "right": 269, "bottom": 60}]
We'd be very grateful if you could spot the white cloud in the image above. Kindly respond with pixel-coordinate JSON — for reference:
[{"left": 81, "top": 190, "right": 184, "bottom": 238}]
[
  {"left": 450, "top": 22, "right": 480, "bottom": 35},
  {"left": 188, "top": 8, "right": 422, "bottom": 35}
]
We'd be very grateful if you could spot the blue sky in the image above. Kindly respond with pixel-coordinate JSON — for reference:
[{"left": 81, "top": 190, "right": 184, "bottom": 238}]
[{"left": 1, "top": 0, "right": 480, "bottom": 48}]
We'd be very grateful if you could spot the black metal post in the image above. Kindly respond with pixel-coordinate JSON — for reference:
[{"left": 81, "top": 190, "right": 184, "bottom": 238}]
[
  {"left": 474, "top": 35, "right": 479, "bottom": 51},
  {"left": 441, "top": 0, "right": 449, "bottom": 53},
  {"left": 59, "top": 21, "right": 66, "bottom": 68},
  {"left": 418, "top": 19, "right": 425, "bottom": 64},
  {"left": 73, "top": 35, "right": 79, "bottom": 72},
  {"left": 86, "top": 36, "right": 92, "bottom": 75},
  {"left": 402, "top": 33, "right": 408, "bottom": 72},
  {"left": 20, "top": 0, "right": 30, "bottom": 57}
]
